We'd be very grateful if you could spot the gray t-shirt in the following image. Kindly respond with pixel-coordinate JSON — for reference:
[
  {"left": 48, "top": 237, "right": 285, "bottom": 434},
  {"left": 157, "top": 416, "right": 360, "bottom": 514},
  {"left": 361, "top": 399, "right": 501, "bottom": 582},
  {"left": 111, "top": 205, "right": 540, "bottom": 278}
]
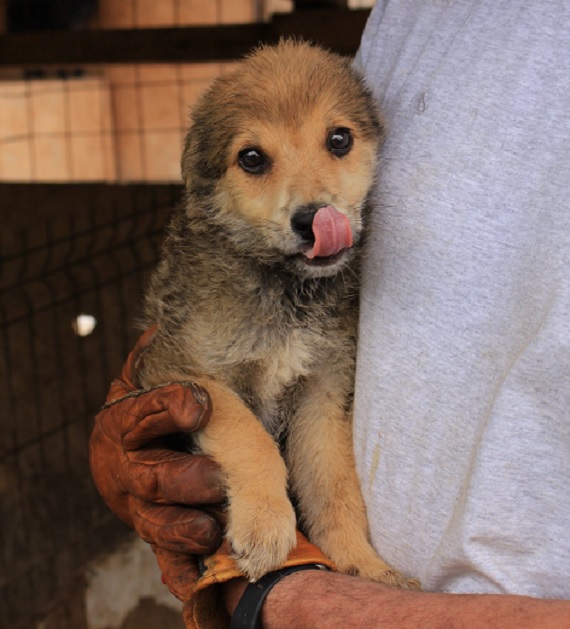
[{"left": 353, "top": 0, "right": 570, "bottom": 598}]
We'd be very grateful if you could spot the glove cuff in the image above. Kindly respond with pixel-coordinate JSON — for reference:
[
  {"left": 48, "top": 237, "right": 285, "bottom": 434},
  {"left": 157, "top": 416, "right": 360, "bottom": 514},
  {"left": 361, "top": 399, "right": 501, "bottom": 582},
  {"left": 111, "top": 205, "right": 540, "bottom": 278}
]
[{"left": 183, "top": 531, "right": 336, "bottom": 628}]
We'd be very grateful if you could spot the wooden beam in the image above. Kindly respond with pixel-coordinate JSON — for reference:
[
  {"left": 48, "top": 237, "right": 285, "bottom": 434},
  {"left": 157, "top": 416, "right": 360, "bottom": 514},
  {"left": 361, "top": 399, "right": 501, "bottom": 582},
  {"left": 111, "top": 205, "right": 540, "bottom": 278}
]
[
  {"left": 0, "top": 9, "right": 369, "bottom": 66},
  {"left": 294, "top": 0, "right": 350, "bottom": 8}
]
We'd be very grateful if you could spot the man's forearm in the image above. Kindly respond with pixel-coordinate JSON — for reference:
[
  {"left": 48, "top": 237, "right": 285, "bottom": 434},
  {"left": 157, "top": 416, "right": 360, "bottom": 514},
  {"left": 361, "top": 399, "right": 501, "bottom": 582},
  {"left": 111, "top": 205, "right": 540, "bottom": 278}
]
[{"left": 261, "top": 570, "right": 570, "bottom": 628}]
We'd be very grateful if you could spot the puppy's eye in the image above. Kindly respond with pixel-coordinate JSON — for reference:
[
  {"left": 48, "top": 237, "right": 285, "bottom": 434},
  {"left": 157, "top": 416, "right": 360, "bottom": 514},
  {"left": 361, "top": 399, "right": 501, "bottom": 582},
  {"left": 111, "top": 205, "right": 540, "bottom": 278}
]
[
  {"left": 237, "top": 148, "right": 269, "bottom": 174},
  {"left": 327, "top": 128, "right": 353, "bottom": 157}
]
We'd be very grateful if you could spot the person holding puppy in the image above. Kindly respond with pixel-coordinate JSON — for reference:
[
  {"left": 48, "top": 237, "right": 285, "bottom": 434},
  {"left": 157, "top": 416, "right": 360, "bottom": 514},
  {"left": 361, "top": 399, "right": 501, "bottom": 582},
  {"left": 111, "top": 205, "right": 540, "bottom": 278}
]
[{"left": 90, "top": 0, "right": 570, "bottom": 627}]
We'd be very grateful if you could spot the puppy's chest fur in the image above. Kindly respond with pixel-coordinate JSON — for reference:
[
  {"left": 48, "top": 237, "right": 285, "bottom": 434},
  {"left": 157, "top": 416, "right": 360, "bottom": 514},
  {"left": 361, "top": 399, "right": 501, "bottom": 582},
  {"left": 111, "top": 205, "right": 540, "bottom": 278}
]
[
  {"left": 221, "top": 327, "right": 322, "bottom": 435},
  {"left": 142, "top": 210, "right": 358, "bottom": 437}
]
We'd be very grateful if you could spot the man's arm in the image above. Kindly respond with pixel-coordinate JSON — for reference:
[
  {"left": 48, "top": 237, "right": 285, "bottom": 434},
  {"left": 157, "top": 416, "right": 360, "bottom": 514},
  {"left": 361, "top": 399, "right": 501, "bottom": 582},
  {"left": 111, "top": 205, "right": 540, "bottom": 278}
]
[
  {"left": 226, "top": 570, "right": 570, "bottom": 628},
  {"left": 262, "top": 571, "right": 570, "bottom": 628}
]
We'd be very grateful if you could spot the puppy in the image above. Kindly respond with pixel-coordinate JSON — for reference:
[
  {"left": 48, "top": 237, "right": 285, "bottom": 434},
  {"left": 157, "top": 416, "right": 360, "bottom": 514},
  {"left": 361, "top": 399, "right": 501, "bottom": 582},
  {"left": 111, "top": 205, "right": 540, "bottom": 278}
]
[{"left": 140, "top": 40, "right": 417, "bottom": 588}]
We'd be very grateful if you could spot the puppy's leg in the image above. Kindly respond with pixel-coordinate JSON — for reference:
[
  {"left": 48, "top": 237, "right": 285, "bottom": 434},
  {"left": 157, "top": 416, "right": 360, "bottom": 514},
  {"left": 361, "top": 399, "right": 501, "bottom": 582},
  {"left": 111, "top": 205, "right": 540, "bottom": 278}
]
[
  {"left": 193, "top": 378, "right": 297, "bottom": 582},
  {"left": 287, "top": 377, "right": 420, "bottom": 589}
]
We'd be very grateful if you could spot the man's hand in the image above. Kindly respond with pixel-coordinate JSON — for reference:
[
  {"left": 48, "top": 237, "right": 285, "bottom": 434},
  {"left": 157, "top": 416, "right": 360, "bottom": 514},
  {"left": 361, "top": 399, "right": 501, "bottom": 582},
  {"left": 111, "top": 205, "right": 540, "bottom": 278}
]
[{"left": 89, "top": 327, "right": 226, "bottom": 601}]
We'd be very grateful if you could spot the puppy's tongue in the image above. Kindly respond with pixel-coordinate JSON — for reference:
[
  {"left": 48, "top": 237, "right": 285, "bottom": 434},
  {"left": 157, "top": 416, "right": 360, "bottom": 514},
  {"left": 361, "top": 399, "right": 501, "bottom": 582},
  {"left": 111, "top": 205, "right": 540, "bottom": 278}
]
[{"left": 305, "top": 206, "right": 353, "bottom": 259}]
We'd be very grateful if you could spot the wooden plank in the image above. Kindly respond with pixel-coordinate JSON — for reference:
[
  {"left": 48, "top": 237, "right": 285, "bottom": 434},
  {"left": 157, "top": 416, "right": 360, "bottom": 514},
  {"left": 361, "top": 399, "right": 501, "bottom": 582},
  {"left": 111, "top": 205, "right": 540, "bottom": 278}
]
[
  {"left": 294, "top": 0, "right": 350, "bottom": 8},
  {"left": 0, "top": 9, "right": 369, "bottom": 65},
  {"left": 275, "top": 8, "right": 368, "bottom": 55}
]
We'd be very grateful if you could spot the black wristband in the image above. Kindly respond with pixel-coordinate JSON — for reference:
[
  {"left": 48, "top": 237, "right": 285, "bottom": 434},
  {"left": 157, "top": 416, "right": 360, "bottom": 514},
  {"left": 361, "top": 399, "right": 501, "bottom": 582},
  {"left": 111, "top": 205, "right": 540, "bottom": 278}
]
[{"left": 230, "top": 563, "right": 328, "bottom": 629}]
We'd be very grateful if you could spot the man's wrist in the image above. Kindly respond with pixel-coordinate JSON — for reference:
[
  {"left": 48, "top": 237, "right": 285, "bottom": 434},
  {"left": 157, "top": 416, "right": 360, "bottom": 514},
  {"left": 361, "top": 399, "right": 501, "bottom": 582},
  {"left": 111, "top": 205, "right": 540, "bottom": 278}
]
[
  {"left": 260, "top": 569, "right": 370, "bottom": 629},
  {"left": 224, "top": 570, "right": 335, "bottom": 629},
  {"left": 261, "top": 569, "right": 321, "bottom": 629},
  {"left": 230, "top": 565, "right": 329, "bottom": 629}
]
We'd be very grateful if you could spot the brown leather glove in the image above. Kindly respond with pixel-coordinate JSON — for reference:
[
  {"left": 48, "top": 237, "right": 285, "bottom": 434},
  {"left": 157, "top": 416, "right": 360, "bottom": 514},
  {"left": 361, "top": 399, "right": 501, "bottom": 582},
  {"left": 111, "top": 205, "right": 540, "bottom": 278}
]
[
  {"left": 90, "top": 328, "right": 336, "bottom": 628},
  {"left": 89, "top": 327, "right": 226, "bottom": 593}
]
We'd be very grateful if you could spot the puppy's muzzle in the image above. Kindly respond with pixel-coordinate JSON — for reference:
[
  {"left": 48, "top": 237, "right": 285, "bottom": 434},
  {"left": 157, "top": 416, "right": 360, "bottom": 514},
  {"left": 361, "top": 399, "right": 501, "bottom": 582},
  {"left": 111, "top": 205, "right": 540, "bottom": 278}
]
[
  {"left": 291, "top": 204, "right": 353, "bottom": 260},
  {"left": 290, "top": 205, "right": 320, "bottom": 245}
]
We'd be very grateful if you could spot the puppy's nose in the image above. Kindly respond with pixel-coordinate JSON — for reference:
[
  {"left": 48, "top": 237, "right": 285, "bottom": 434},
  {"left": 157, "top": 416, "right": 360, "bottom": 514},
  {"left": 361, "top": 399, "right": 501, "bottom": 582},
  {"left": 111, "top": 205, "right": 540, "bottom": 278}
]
[{"left": 290, "top": 207, "right": 318, "bottom": 242}]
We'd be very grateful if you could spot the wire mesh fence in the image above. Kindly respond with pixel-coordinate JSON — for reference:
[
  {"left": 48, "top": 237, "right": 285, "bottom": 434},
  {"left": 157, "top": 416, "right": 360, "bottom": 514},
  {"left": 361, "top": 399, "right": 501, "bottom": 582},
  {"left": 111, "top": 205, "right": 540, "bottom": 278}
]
[{"left": 0, "top": 183, "right": 180, "bottom": 627}]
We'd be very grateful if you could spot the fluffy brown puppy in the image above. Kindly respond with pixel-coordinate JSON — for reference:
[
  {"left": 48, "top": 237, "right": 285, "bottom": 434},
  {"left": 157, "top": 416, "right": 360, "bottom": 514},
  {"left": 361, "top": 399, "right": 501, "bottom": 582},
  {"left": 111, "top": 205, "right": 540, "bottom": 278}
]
[{"left": 140, "top": 40, "right": 417, "bottom": 589}]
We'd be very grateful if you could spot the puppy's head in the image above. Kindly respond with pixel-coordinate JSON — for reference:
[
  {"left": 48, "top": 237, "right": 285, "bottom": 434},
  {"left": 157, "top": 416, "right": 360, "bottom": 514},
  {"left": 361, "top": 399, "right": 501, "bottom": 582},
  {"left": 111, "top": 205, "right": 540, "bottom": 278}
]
[{"left": 182, "top": 40, "right": 383, "bottom": 278}]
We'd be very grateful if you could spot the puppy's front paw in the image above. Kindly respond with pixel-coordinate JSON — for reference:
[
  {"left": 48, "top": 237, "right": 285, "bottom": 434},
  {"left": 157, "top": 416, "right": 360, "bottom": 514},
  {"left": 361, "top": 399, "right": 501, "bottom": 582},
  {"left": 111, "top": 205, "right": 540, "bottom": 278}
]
[
  {"left": 331, "top": 543, "right": 421, "bottom": 590},
  {"left": 354, "top": 560, "right": 422, "bottom": 591},
  {"left": 228, "top": 493, "right": 297, "bottom": 582}
]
